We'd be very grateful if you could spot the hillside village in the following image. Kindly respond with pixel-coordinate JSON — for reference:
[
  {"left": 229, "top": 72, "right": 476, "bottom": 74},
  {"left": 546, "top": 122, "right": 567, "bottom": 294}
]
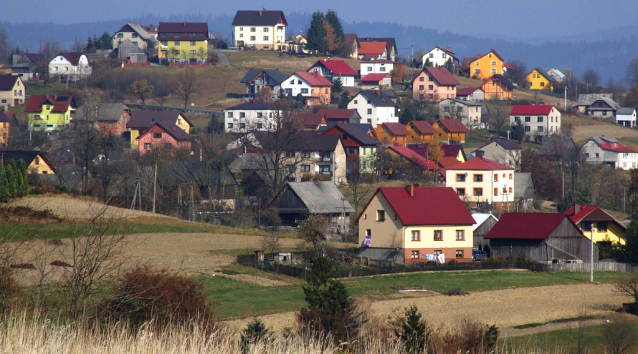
[{"left": 1, "top": 8, "right": 638, "bottom": 353}]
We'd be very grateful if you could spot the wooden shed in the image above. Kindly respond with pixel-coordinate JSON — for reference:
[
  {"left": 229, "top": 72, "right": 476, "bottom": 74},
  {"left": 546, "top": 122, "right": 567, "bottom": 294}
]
[{"left": 472, "top": 213, "right": 498, "bottom": 249}]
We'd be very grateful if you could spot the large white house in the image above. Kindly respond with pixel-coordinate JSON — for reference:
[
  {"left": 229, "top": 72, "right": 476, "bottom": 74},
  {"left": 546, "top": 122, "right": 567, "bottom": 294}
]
[
  {"left": 232, "top": 10, "right": 287, "bottom": 51},
  {"left": 347, "top": 90, "right": 398, "bottom": 128},
  {"left": 224, "top": 100, "right": 279, "bottom": 133},
  {"left": 421, "top": 46, "right": 458, "bottom": 68},
  {"left": 580, "top": 136, "right": 638, "bottom": 170},
  {"left": 307, "top": 59, "right": 357, "bottom": 87},
  {"left": 360, "top": 60, "right": 394, "bottom": 76},
  {"left": 49, "top": 52, "right": 92, "bottom": 81},
  {"left": 509, "top": 105, "right": 561, "bottom": 139},
  {"left": 280, "top": 71, "right": 332, "bottom": 106}
]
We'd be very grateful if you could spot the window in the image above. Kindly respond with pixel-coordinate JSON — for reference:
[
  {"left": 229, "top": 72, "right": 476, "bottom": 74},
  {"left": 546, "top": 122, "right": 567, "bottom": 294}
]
[
  {"left": 428, "top": 85, "right": 434, "bottom": 90},
  {"left": 474, "top": 174, "right": 483, "bottom": 182},
  {"left": 602, "top": 111, "right": 607, "bottom": 116},
  {"left": 144, "top": 143, "right": 152, "bottom": 150},
  {"left": 263, "top": 27, "right": 269, "bottom": 32},
  {"left": 377, "top": 210, "right": 385, "bottom": 221},
  {"left": 494, "top": 188, "right": 498, "bottom": 196},
  {"left": 419, "top": 85, "right": 424, "bottom": 90},
  {"left": 226, "top": 112, "right": 233, "bottom": 118},
  {"left": 173, "top": 50, "right": 180, "bottom": 55},
  {"left": 411, "top": 231, "right": 420, "bottom": 241},
  {"left": 257, "top": 112, "right": 263, "bottom": 118},
  {"left": 367, "top": 67, "right": 372, "bottom": 72},
  {"left": 429, "top": 53, "right": 434, "bottom": 58},
  {"left": 301, "top": 88, "right": 308, "bottom": 94},
  {"left": 285, "top": 151, "right": 295, "bottom": 158},
  {"left": 491, "top": 60, "right": 496, "bottom": 65},
  {"left": 411, "top": 250, "right": 419, "bottom": 259},
  {"left": 490, "top": 68, "right": 496, "bottom": 73},
  {"left": 488, "top": 53, "right": 493, "bottom": 58},
  {"left": 494, "top": 174, "right": 498, "bottom": 182},
  {"left": 250, "top": 36, "right": 256, "bottom": 41},
  {"left": 524, "top": 126, "right": 531, "bottom": 132},
  {"left": 380, "top": 67, "right": 386, "bottom": 72},
  {"left": 474, "top": 188, "right": 483, "bottom": 196},
  {"left": 190, "top": 33, "right": 197, "bottom": 37},
  {"left": 456, "top": 250, "right": 464, "bottom": 258},
  {"left": 509, "top": 173, "right": 513, "bottom": 179},
  {"left": 239, "top": 112, "right": 246, "bottom": 118},
  {"left": 457, "top": 188, "right": 465, "bottom": 196},
  {"left": 239, "top": 123, "right": 246, "bottom": 129},
  {"left": 598, "top": 222, "right": 608, "bottom": 232},
  {"left": 298, "top": 80, "right": 302, "bottom": 85},
  {"left": 434, "top": 250, "right": 442, "bottom": 256},
  {"left": 117, "top": 33, "right": 123, "bottom": 38},
  {"left": 456, "top": 230, "right": 464, "bottom": 241},
  {"left": 190, "top": 50, "right": 196, "bottom": 55},
  {"left": 582, "top": 221, "right": 592, "bottom": 232},
  {"left": 256, "top": 123, "right": 263, "bottom": 129},
  {"left": 456, "top": 174, "right": 466, "bottom": 182},
  {"left": 174, "top": 41, "right": 180, "bottom": 45},
  {"left": 300, "top": 151, "right": 311, "bottom": 158},
  {"left": 263, "top": 36, "right": 269, "bottom": 41},
  {"left": 239, "top": 34, "right": 243, "bottom": 38},
  {"left": 300, "top": 165, "right": 310, "bottom": 172},
  {"left": 190, "top": 41, "right": 196, "bottom": 46},
  {"left": 509, "top": 187, "right": 512, "bottom": 193},
  {"left": 475, "top": 61, "right": 479, "bottom": 65},
  {"left": 434, "top": 230, "right": 442, "bottom": 241},
  {"left": 153, "top": 133, "right": 162, "bottom": 139},
  {"left": 367, "top": 109, "right": 372, "bottom": 115},
  {"left": 428, "top": 76, "right": 433, "bottom": 82},
  {"left": 174, "top": 33, "right": 180, "bottom": 38},
  {"left": 537, "top": 116, "right": 544, "bottom": 122},
  {"left": 524, "top": 116, "right": 531, "bottom": 122},
  {"left": 537, "top": 126, "right": 544, "bottom": 132},
  {"left": 595, "top": 153, "right": 600, "bottom": 158},
  {"left": 250, "top": 27, "right": 256, "bottom": 32},
  {"left": 227, "top": 123, "right": 233, "bottom": 129},
  {"left": 285, "top": 164, "right": 294, "bottom": 173},
  {"left": 419, "top": 77, "right": 424, "bottom": 82},
  {"left": 540, "top": 82, "right": 545, "bottom": 87}
]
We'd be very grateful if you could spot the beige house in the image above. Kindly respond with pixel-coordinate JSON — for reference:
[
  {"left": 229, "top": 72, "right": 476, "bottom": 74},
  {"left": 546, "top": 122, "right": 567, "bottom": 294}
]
[
  {"left": 232, "top": 10, "right": 288, "bottom": 51},
  {"left": 445, "top": 157, "right": 516, "bottom": 210},
  {"left": 471, "top": 139, "right": 523, "bottom": 169},
  {"left": 357, "top": 185, "right": 474, "bottom": 264},
  {"left": 0, "top": 75, "right": 25, "bottom": 109},
  {"left": 438, "top": 98, "right": 482, "bottom": 128},
  {"left": 112, "top": 23, "right": 154, "bottom": 51}
]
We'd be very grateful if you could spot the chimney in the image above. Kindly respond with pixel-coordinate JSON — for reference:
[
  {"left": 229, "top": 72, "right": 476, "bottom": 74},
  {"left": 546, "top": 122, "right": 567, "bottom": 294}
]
[
  {"left": 406, "top": 184, "right": 415, "bottom": 197},
  {"left": 475, "top": 150, "right": 484, "bottom": 158},
  {"left": 375, "top": 91, "right": 380, "bottom": 96},
  {"left": 259, "top": 10, "right": 263, "bottom": 16},
  {"left": 574, "top": 203, "right": 580, "bottom": 214},
  {"left": 446, "top": 47, "right": 451, "bottom": 51}
]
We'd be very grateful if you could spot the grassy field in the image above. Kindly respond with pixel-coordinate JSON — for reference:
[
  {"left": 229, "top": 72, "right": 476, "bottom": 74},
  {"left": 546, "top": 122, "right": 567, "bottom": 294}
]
[{"left": 203, "top": 270, "right": 625, "bottom": 319}]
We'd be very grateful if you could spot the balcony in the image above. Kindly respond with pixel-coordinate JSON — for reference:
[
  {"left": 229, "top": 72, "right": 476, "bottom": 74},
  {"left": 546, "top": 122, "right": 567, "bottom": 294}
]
[{"left": 316, "top": 157, "right": 333, "bottom": 162}]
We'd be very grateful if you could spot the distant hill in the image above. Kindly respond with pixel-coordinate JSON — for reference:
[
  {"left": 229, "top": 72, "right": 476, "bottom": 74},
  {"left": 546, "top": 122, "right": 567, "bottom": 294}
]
[{"left": 3, "top": 13, "right": 638, "bottom": 85}]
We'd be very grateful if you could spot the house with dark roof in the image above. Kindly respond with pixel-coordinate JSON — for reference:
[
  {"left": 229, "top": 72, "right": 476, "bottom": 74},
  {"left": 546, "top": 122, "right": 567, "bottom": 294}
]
[
  {"left": 315, "top": 108, "right": 362, "bottom": 125},
  {"left": 137, "top": 121, "right": 194, "bottom": 156},
  {"left": 432, "top": 118, "right": 469, "bottom": 144},
  {"left": 0, "top": 150, "right": 55, "bottom": 174},
  {"left": 405, "top": 121, "right": 437, "bottom": 144},
  {"left": 280, "top": 71, "right": 333, "bottom": 106},
  {"left": 616, "top": 107, "right": 636, "bottom": 128},
  {"left": 564, "top": 204, "right": 626, "bottom": 246},
  {"left": 357, "top": 37, "right": 397, "bottom": 61},
  {"left": 75, "top": 103, "right": 130, "bottom": 136},
  {"left": 439, "top": 98, "right": 482, "bottom": 127},
  {"left": 456, "top": 87, "right": 484, "bottom": 102},
  {"left": 48, "top": 52, "right": 91, "bottom": 81},
  {"left": 480, "top": 74, "right": 514, "bottom": 100},
  {"left": 375, "top": 123, "right": 410, "bottom": 146},
  {"left": 307, "top": 60, "right": 357, "bottom": 87},
  {"left": 538, "top": 136, "right": 578, "bottom": 163},
  {"left": 471, "top": 139, "right": 523, "bottom": 169},
  {"left": 471, "top": 49, "right": 505, "bottom": 80},
  {"left": 445, "top": 157, "right": 515, "bottom": 210},
  {"left": 0, "top": 75, "right": 25, "bottom": 108},
  {"left": 576, "top": 93, "right": 613, "bottom": 113},
  {"left": 485, "top": 213, "right": 598, "bottom": 263},
  {"left": 586, "top": 97, "right": 620, "bottom": 118},
  {"left": 127, "top": 110, "right": 192, "bottom": 148},
  {"left": 412, "top": 67, "right": 459, "bottom": 102},
  {"left": 275, "top": 181, "right": 354, "bottom": 232},
  {"left": 240, "top": 69, "right": 287, "bottom": 97},
  {"left": 112, "top": 23, "right": 154, "bottom": 54},
  {"left": 301, "top": 113, "right": 327, "bottom": 130},
  {"left": 323, "top": 123, "right": 379, "bottom": 174},
  {"left": 580, "top": 136, "right": 638, "bottom": 170},
  {"left": 157, "top": 22, "right": 209, "bottom": 62},
  {"left": 472, "top": 213, "right": 498, "bottom": 249},
  {"left": 357, "top": 185, "right": 474, "bottom": 264},
  {"left": 526, "top": 67, "right": 556, "bottom": 90},
  {"left": 347, "top": 90, "right": 398, "bottom": 128},
  {"left": 343, "top": 34, "right": 359, "bottom": 59},
  {"left": 223, "top": 100, "right": 279, "bottom": 133},
  {"left": 232, "top": 10, "right": 287, "bottom": 51},
  {"left": 10, "top": 53, "right": 46, "bottom": 79},
  {"left": 25, "top": 94, "right": 76, "bottom": 132},
  {"left": 422, "top": 46, "right": 458, "bottom": 68}
]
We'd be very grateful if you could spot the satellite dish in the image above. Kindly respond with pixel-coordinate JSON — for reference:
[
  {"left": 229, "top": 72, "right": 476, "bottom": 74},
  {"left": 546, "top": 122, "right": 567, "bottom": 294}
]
[
  {"left": 335, "top": 158, "right": 340, "bottom": 163},
  {"left": 464, "top": 173, "right": 468, "bottom": 177}
]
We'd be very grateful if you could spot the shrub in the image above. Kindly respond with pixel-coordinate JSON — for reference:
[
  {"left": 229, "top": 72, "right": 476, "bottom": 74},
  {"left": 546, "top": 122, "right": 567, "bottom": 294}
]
[
  {"left": 96, "top": 266, "right": 217, "bottom": 334},
  {"left": 395, "top": 305, "right": 430, "bottom": 354},
  {"left": 240, "top": 319, "right": 274, "bottom": 353},
  {"left": 221, "top": 209, "right": 257, "bottom": 228},
  {"left": 444, "top": 288, "right": 469, "bottom": 296},
  {"left": 602, "top": 316, "right": 638, "bottom": 354},
  {"left": 431, "top": 319, "right": 498, "bottom": 354},
  {"left": 0, "top": 267, "right": 18, "bottom": 312}
]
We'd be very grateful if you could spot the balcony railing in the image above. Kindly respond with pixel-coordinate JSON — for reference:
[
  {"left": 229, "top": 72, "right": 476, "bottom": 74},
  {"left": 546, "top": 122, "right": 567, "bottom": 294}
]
[{"left": 316, "top": 157, "right": 333, "bottom": 162}]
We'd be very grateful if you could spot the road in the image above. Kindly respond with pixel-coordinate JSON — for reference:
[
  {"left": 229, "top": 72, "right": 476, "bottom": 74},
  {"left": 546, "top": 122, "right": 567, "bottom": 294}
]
[{"left": 213, "top": 50, "right": 231, "bottom": 67}]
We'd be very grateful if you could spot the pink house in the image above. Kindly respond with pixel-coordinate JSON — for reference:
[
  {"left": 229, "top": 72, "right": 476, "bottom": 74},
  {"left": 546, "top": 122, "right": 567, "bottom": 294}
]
[
  {"left": 411, "top": 67, "right": 459, "bottom": 102},
  {"left": 138, "top": 122, "right": 193, "bottom": 156}
]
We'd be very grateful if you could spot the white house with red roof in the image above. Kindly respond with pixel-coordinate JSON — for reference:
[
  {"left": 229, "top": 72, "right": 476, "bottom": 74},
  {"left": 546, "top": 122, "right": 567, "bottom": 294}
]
[
  {"left": 456, "top": 87, "right": 484, "bottom": 102},
  {"left": 360, "top": 60, "right": 394, "bottom": 76},
  {"left": 580, "top": 136, "right": 638, "bottom": 170},
  {"left": 48, "top": 52, "right": 91, "bottom": 82},
  {"left": 421, "top": 46, "right": 458, "bottom": 68},
  {"left": 509, "top": 105, "right": 561, "bottom": 139},
  {"left": 280, "top": 71, "right": 333, "bottom": 106},
  {"left": 564, "top": 204, "right": 626, "bottom": 246},
  {"left": 445, "top": 157, "right": 515, "bottom": 210},
  {"left": 357, "top": 41, "right": 387, "bottom": 60},
  {"left": 307, "top": 59, "right": 357, "bottom": 87},
  {"left": 357, "top": 185, "right": 475, "bottom": 264}
]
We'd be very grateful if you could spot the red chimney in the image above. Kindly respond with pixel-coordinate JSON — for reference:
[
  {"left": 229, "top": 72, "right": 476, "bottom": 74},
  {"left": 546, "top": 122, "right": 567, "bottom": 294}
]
[
  {"left": 259, "top": 11, "right": 263, "bottom": 16},
  {"left": 375, "top": 91, "right": 380, "bottom": 96}
]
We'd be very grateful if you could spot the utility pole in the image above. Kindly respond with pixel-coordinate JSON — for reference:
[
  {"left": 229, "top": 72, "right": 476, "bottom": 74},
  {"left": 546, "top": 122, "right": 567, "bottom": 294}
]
[
  {"left": 590, "top": 227, "right": 594, "bottom": 283},
  {"left": 190, "top": 183, "right": 195, "bottom": 221},
  {"left": 152, "top": 161, "right": 157, "bottom": 213}
]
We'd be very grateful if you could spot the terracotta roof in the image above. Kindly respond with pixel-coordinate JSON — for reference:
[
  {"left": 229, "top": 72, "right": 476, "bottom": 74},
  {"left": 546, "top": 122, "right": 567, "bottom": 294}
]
[
  {"left": 361, "top": 73, "right": 390, "bottom": 83},
  {"left": 358, "top": 42, "right": 387, "bottom": 56},
  {"left": 435, "top": 118, "right": 469, "bottom": 133},
  {"left": 422, "top": 67, "right": 459, "bottom": 86},
  {"left": 358, "top": 186, "right": 474, "bottom": 226},
  {"left": 138, "top": 121, "right": 192, "bottom": 141},
  {"left": 407, "top": 121, "right": 437, "bottom": 135},
  {"left": 442, "top": 144, "right": 464, "bottom": 158},
  {"left": 158, "top": 22, "right": 208, "bottom": 41},
  {"left": 503, "top": 63, "right": 515, "bottom": 69},
  {"left": 232, "top": 11, "right": 287, "bottom": 26},
  {"left": 510, "top": 105, "right": 555, "bottom": 115},
  {"left": 381, "top": 123, "right": 410, "bottom": 136},
  {"left": 316, "top": 109, "right": 357, "bottom": 120},
  {"left": 24, "top": 53, "right": 46, "bottom": 65},
  {"left": 294, "top": 71, "right": 333, "bottom": 87},
  {"left": 301, "top": 113, "right": 325, "bottom": 128},
  {"left": 57, "top": 52, "right": 84, "bottom": 66},
  {"left": 0, "top": 111, "right": 14, "bottom": 122},
  {"left": 485, "top": 213, "right": 571, "bottom": 240},
  {"left": 0, "top": 75, "right": 19, "bottom": 91},
  {"left": 456, "top": 87, "right": 481, "bottom": 96},
  {"left": 310, "top": 60, "right": 357, "bottom": 76},
  {"left": 25, "top": 95, "right": 74, "bottom": 113},
  {"left": 564, "top": 205, "right": 627, "bottom": 230},
  {"left": 447, "top": 156, "right": 514, "bottom": 171},
  {"left": 127, "top": 110, "right": 191, "bottom": 129},
  {"left": 438, "top": 156, "right": 462, "bottom": 168},
  {"left": 386, "top": 146, "right": 437, "bottom": 170},
  {"left": 357, "top": 37, "right": 396, "bottom": 60}
]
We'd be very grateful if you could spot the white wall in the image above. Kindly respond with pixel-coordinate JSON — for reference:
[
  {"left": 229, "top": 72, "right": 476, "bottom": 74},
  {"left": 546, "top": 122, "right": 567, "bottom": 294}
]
[
  {"left": 347, "top": 93, "right": 397, "bottom": 128},
  {"left": 49, "top": 55, "right": 92, "bottom": 81},
  {"left": 280, "top": 74, "right": 312, "bottom": 97},
  {"left": 422, "top": 47, "right": 453, "bottom": 67},
  {"left": 223, "top": 109, "right": 278, "bottom": 132},
  {"left": 234, "top": 25, "right": 286, "bottom": 50},
  {"left": 360, "top": 62, "right": 394, "bottom": 75}
]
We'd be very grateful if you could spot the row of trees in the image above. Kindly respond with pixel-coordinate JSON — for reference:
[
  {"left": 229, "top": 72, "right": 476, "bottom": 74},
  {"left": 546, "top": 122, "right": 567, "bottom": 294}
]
[
  {"left": 305, "top": 10, "right": 347, "bottom": 56},
  {"left": 85, "top": 32, "right": 112, "bottom": 52},
  {"left": 0, "top": 159, "right": 28, "bottom": 202}
]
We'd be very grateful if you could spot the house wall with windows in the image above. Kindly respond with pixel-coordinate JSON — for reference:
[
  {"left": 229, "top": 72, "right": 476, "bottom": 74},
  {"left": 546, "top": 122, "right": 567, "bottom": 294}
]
[
  {"left": 526, "top": 69, "right": 553, "bottom": 90},
  {"left": 421, "top": 47, "right": 455, "bottom": 67},
  {"left": 138, "top": 124, "right": 191, "bottom": 156},
  {"left": 438, "top": 99, "right": 481, "bottom": 127},
  {"left": 27, "top": 103, "right": 73, "bottom": 132},
  {"left": 158, "top": 39, "right": 207, "bottom": 60},
  {"left": 0, "top": 76, "right": 25, "bottom": 108},
  {"left": 472, "top": 51, "right": 503, "bottom": 80},
  {"left": 411, "top": 71, "right": 456, "bottom": 102},
  {"left": 224, "top": 108, "right": 277, "bottom": 132},
  {"left": 234, "top": 24, "right": 286, "bottom": 50},
  {"left": 284, "top": 143, "right": 347, "bottom": 185},
  {"left": 112, "top": 30, "right": 149, "bottom": 50},
  {"left": 445, "top": 168, "right": 515, "bottom": 209},
  {"left": 347, "top": 93, "right": 398, "bottom": 128},
  {"left": 360, "top": 61, "right": 394, "bottom": 75},
  {"left": 509, "top": 108, "right": 561, "bottom": 137},
  {"left": 575, "top": 220, "right": 625, "bottom": 245},
  {"left": 48, "top": 55, "right": 92, "bottom": 81}
]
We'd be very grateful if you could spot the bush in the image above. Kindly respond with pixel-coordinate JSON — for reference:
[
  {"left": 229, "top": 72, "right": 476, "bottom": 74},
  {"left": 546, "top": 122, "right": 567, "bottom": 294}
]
[
  {"left": 0, "top": 267, "right": 18, "bottom": 313},
  {"left": 96, "top": 266, "right": 217, "bottom": 334},
  {"left": 602, "top": 316, "right": 638, "bottom": 354},
  {"left": 395, "top": 305, "right": 430, "bottom": 354},
  {"left": 431, "top": 319, "right": 499, "bottom": 354},
  {"left": 444, "top": 288, "right": 469, "bottom": 296},
  {"left": 221, "top": 209, "right": 257, "bottom": 228},
  {"left": 240, "top": 319, "right": 274, "bottom": 353}
]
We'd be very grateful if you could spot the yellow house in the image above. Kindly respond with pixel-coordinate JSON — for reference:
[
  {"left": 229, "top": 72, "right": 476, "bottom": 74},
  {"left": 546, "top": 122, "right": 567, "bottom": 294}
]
[
  {"left": 127, "top": 110, "right": 192, "bottom": 148},
  {"left": 564, "top": 204, "right": 626, "bottom": 246},
  {"left": 526, "top": 67, "right": 556, "bottom": 90},
  {"left": 2, "top": 151, "right": 55, "bottom": 174},
  {"left": 406, "top": 120, "right": 436, "bottom": 144},
  {"left": 471, "top": 49, "right": 504, "bottom": 80},
  {"left": 375, "top": 123, "right": 410, "bottom": 146},
  {"left": 157, "top": 22, "right": 209, "bottom": 62},
  {"left": 25, "top": 95, "right": 75, "bottom": 132},
  {"left": 433, "top": 118, "right": 469, "bottom": 144},
  {"left": 357, "top": 185, "right": 475, "bottom": 264}
]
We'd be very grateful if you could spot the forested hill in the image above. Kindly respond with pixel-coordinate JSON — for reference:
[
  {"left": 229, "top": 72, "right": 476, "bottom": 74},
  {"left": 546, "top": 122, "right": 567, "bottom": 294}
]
[{"left": 4, "top": 12, "right": 638, "bottom": 84}]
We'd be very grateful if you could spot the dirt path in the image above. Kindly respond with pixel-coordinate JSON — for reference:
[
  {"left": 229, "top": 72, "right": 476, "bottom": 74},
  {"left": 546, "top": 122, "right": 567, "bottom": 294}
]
[{"left": 224, "top": 283, "right": 630, "bottom": 335}]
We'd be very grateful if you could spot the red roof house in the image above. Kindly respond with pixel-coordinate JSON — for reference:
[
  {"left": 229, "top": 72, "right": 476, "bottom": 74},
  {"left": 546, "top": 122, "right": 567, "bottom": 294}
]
[
  {"left": 308, "top": 59, "right": 357, "bottom": 77},
  {"left": 510, "top": 105, "right": 555, "bottom": 116},
  {"left": 564, "top": 204, "right": 626, "bottom": 245},
  {"left": 137, "top": 121, "right": 194, "bottom": 156},
  {"left": 412, "top": 67, "right": 460, "bottom": 102},
  {"left": 433, "top": 118, "right": 469, "bottom": 143},
  {"left": 357, "top": 42, "right": 387, "bottom": 59},
  {"left": 385, "top": 145, "right": 437, "bottom": 171}
]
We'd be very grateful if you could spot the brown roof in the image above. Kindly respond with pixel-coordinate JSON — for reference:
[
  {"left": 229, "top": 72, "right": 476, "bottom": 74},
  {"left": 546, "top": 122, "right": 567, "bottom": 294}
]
[
  {"left": 58, "top": 52, "right": 84, "bottom": 66},
  {"left": 25, "top": 95, "right": 74, "bottom": 113},
  {"left": 407, "top": 121, "right": 437, "bottom": 135},
  {"left": 435, "top": 118, "right": 469, "bottom": 133},
  {"left": 0, "top": 75, "right": 19, "bottom": 91},
  {"left": 422, "top": 67, "right": 459, "bottom": 86},
  {"left": 127, "top": 110, "right": 192, "bottom": 129},
  {"left": 381, "top": 123, "right": 410, "bottom": 136},
  {"left": 138, "top": 121, "right": 193, "bottom": 141},
  {"left": 158, "top": 22, "right": 208, "bottom": 41}
]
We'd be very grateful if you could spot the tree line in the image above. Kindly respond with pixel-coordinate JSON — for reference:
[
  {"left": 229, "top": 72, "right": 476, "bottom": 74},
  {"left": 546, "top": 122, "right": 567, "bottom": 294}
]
[{"left": 0, "top": 159, "right": 29, "bottom": 202}]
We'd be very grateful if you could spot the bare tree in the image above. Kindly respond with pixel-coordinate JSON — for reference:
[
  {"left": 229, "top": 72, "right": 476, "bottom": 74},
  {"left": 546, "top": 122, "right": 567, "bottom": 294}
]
[
  {"left": 626, "top": 57, "right": 638, "bottom": 88},
  {"left": 602, "top": 316, "right": 638, "bottom": 354},
  {"left": 582, "top": 69, "right": 601, "bottom": 88},
  {"left": 299, "top": 215, "right": 328, "bottom": 255},
  {"left": 504, "top": 59, "right": 528, "bottom": 87},
  {"left": 175, "top": 66, "right": 199, "bottom": 109},
  {"left": 615, "top": 274, "right": 638, "bottom": 314},
  {"left": 260, "top": 233, "right": 282, "bottom": 256},
  {"left": 151, "top": 75, "right": 176, "bottom": 107},
  {"left": 485, "top": 99, "right": 512, "bottom": 139}
]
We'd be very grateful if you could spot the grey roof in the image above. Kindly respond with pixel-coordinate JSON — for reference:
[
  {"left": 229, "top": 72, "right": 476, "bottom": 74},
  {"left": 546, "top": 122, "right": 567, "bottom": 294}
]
[
  {"left": 114, "top": 23, "right": 152, "bottom": 41},
  {"left": 228, "top": 153, "right": 273, "bottom": 173},
  {"left": 440, "top": 98, "right": 482, "bottom": 107},
  {"left": 617, "top": 107, "right": 636, "bottom": 115},
  {"left": 232, "top": 11, "right": 287, "bottom": 26},
  {"left": 240, "top": 69, "right": 288, "bottom": 86},
  {"left": 589, "top": 97, "right": 619, "bottom": 110},
  {"left": 494, "top": 139, "right": 523, "bottom": 150},
  {"left": 538, "top": 136, "right": 577, "bottom": 159},
  {"left": 533, "top": 67, "right": 556, "bottom": 83},
  {"left": 578, "top": 93, "right": 614, "bottom": 106},
  {"left": 127, "top": 110, "right": 190, "bottom": 129},
  {"left": 514, "top": 172, "right": 534, "bottom": 200},
  {"left": 357, "top": 90, "right": 397, "bottom": 107},
  {"left": 324, "top": 123, "right": 380, "bottom": 146},
  {"left": 75, "top": 103, "right": 129, "bottom": 122},
  {"left": 285, "top": 181, "right": 354, "bottom": 214}
]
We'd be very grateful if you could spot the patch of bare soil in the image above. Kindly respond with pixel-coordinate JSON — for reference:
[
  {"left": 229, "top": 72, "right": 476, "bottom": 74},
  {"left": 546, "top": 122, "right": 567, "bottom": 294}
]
[{"left": 216, "top": 273, "right": 290, "bottom": 287}]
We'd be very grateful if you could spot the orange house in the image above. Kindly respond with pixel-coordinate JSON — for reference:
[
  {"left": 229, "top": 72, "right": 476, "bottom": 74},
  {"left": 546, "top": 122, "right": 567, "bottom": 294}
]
[
  {"left": 138, "top": 122, "right": 193, "bottom": 156},
  {"left": 433, "top": 119, "right": 469, "bottom": 144},
  {"left": 406, "top": 120, "right": 436, "bottom": 144},
  {"left": 480, "top": 74, "right": 515, "bottom": 100},
  {"left": 375, "top": 123, "right": 410, "bottom": 145},
  {"left": 471, "top": 49, "right": 504, "bottom": 80}
]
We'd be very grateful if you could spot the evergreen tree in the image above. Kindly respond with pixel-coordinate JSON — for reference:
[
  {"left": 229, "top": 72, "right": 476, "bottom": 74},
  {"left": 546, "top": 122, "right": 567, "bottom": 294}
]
[
  {"left": 17, "top": 159, "right": 28, "bottom": 196},
  {"left": 511, "top": 122, "right": 525, "bottom": 143},
  {"left": 10, "top": 161, "right": 23, "bottom": 197},
  {"left": 338, "top": 91, "right": 349, "bottom": 109},
  {"left": 306, "top": 11, "right": 327, "bottom": 55},
  {"left": 100, "top": 32, "right": 112, "bottom": 50},
  {"left": 332, "top": 77, "right": 343, "bottom": 94},
  {"left": 557, "top": 193, "right": 574, "bottom": 213},
  {"left": 400, "top": 107, "right": 415, "bottom": 125},
  {"left": 6, "top": 164, "right": 15, "bottom": 199},
  {"left": 396, "top": 306, "right": 430, "bottom": 354},
  {"left": 0, "top": 164, "right": 4, "bottom": 202},
  {"left": 86, "top": 37, "right": 93, "bottom": 52},
  {"left": 93, "top": 35, "right": 100, "bottom": 50},
  {"left": 424, "top": 58, "right": 432, "bottom": 67},
  {"left": 576, "top": 187, "right": 592, "bottom": 205},
  {"left": 621, "top": 209, "right": 638, "bottom": 263},
  {"left": 325, "top": 10, "right": 344, "bottom": 42},
  {"left": 240, "top": 319, "right": 273, "bottom": 353},
  {"left": 445, "top": 58, "right": 455, "bottom": 73}
]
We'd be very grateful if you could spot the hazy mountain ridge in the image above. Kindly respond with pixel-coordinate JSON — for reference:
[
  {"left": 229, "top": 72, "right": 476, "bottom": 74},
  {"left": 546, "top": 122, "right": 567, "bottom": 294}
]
[{"left": 3, "top": 13, "right": 638, "bottom": 85}]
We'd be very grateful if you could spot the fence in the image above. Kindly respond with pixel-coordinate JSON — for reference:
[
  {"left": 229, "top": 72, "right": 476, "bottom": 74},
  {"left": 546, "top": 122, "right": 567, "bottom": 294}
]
[
  {"left": 122, "top": 62, "right": 151, "bottom": 67},
  {"left": 542, "top": 262, "right": 638, "bottom": 273},
  {"left": 168, "top": 62, "right": 215, "bottom": 67}
]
